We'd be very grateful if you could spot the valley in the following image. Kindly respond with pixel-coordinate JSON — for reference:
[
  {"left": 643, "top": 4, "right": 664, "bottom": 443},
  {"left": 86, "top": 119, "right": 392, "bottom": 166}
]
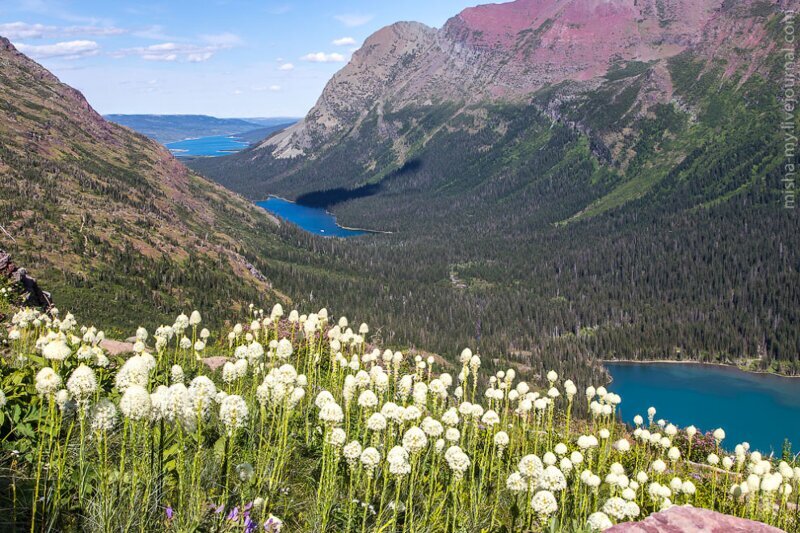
[{"left": 191, "top": 0, "right": 800, "bottom": 378}]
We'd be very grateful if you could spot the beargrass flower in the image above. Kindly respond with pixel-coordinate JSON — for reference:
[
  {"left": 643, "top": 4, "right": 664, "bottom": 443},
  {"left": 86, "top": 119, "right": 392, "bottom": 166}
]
[
  {"left": 531, "top": 490, "right": 558, "bottom": 516},
  {"left": 360, "top": 447, "right": 381, "bottom": 475},
  {"left": 494, "top": 431, "right": 509, "bottom": 450},
  {"left": 35, "top": 367, "right": 62, "bottom": 396},
  {"left": 67, "top": 364, "right": 97, "bottom": 402},
  {"left": 402, "top": 426, "right": 428, "bottom": 454},
  {"left": 90, "top": 399, "right": 117, "bottom": 432},
  {"left": 43, "top": 339, "right": 71, "bottom": 361},
  {"left": 327, "top": 428, "right": 346, "bottom": 448},
  {"left": 444, "top": 446, "right": 470, "bottom": 480},
  {"left": 540, "top": 465, "right": 567, "bottom": 491},
  {"left": 387, "top": 446, "right": 411, "bottom": 477},
  {"left": 120, "top": 385, "right": 152, "bottom": 421},
  {"left": 587, "top": 511, "right": 613, "bottom": 531},
  {"left": 343, "top": 441, "right": 363, "bottom": 468},
  {"left": 219, "top": 395, "right": 249, "bottom": 436},
  {"left": 519, "top": 454, "right": 544, "bottom": 481}
]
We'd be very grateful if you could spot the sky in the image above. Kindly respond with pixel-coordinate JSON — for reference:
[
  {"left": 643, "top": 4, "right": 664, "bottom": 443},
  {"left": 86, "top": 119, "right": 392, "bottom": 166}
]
[{"left": 0, "top": 0, "right": 484, "bottom": 118}]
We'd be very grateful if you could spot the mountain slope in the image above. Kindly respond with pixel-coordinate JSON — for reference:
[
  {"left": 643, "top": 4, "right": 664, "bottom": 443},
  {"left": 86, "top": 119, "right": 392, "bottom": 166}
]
[
  {"left": 194, "top": 0, "right": 786, "bottom": 200},
  {"left": 190, "top": 0, "right": 800, "bottom": 374},
  {"left": 0, "top": 36, "right": 293, "bottom": 331}
]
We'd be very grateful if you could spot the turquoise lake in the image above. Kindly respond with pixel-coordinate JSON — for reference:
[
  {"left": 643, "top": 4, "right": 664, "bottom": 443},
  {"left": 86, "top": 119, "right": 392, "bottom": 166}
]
[
  {"left": 606, "top": 362, "right": 800, "bottom": 453},
  {"left": 166, "top": 135, "right": 249, "bottom": 157},
  {"left": 257, "top": 197, "right": 366, "bottom": 237}
]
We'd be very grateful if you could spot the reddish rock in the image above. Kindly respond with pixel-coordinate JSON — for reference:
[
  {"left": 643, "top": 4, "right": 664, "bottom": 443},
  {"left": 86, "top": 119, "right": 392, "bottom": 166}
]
[
  {"left": 608, "top": 505, "right": 784, "bottom": 532},
  {"left": 263, "top": 0, "right": 783, "bottom": 160},
  {"left": 100, "top": 339, "right": 134, "bottom": 356},
  {"left": 202, "top": 356, "right": 229, "bottom": 371}
]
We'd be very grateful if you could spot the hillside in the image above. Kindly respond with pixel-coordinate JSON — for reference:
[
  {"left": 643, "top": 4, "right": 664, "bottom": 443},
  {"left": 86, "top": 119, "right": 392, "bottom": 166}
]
[
  {"left": 0, "top": 36, "right": 300, "bottom": 332},
  {"left": 191, "top": 0, "right": 800, "bottom": 374},
  {"left": 104, "top": 114, "right": 296, "bottom": 144}
]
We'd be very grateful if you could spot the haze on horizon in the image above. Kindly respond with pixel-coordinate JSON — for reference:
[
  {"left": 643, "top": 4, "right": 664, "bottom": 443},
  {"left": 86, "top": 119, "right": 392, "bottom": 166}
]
[{"left": 0, "top": 0, "right": 483, "bottom": 117}]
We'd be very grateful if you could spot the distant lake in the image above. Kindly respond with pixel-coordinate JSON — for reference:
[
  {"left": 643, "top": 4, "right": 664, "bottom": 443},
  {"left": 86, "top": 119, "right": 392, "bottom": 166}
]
[
  {"left": 166, "top": 135, "right": 248, "bottom": 158},
  {"left": 606, "top": 362, "right": 800, "bottom": 453},
  {"left": 257, "top": 196, "right": 367, "bottom": 238}
]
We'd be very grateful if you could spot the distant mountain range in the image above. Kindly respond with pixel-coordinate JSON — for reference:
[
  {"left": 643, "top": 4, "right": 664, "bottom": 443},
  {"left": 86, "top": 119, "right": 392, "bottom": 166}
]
[
  {"left": 104, "top": 114, "right": 298, "bottom": 144},
  {"left": 191, "top": 0, "right": 800, "bottom": 374}
]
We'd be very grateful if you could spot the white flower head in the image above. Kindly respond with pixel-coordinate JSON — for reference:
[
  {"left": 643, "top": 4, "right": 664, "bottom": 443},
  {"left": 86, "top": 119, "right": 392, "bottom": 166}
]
[
  {"left": 64, "top": 364, "right": 97, "bottom": 402},
  {"left": 90, "top": 399, "right": 117, "bottom": 432},
  {"left": 219, "top": 395, "right": 249, "bottom": 436},
  {"left": 43, "top": 339, "right": 71, "bottom": 361},
  {"left": 35, "top": 367, "right": 62, "bottom": 396},
  {"left": 120, "top": 385, "right": 152, "bottom": 421},
  {"left": 530, "top": 490, "right": 558, "bottom": 516}
]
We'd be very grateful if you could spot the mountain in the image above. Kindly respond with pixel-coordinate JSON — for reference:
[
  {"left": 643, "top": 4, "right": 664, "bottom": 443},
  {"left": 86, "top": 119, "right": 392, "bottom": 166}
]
[
  {"left": 104, "top": 114, "right": 297, "bottom": 144},
  {"left": 0, "top": 36, "right": 302, "bottom": 331},
  {"left": 235, "top": 123, "right": 298, "bottom": 145},
  {"left": 195, "top": 0, "right": 786, "bottom": 196},
  {"left": 191, "top": 0, "right": 800, "bottom": 374}
]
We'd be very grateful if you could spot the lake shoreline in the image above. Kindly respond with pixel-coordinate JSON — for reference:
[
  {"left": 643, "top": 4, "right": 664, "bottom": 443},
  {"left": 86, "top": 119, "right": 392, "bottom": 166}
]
[
  {"left": 601, "top": 358, "right": 800, "bottom": 380},
  {"left": 260, "top": 194, "right": 393, "bottom": 235},
  {"left": 603, "top": 358, "right": 800, "bottom": 452}
]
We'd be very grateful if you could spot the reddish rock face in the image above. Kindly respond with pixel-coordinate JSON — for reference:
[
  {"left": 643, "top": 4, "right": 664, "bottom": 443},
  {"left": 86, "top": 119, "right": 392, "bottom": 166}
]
[
  {"left": 607, "top": 505, "right": 785, "bottom": 532},
  {"left": 264, "top": 0, "right": 778, "bottom": 159}
]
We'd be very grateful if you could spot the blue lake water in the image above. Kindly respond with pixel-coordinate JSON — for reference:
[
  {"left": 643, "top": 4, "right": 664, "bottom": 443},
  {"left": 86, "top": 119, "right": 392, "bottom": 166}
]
[
  {"left": 606, "top": 362, "right": 800, "bottom": 454},
  {"left": 257, "top": 197, "right": 367, "bottom": 238},
  {"left": 166, "top": 135, "right": 249, "bottom": 157}
]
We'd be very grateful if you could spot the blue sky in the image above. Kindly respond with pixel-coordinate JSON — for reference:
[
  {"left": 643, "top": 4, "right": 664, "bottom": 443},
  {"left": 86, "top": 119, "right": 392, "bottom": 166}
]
[{"left": 0, "top": 0, "right": 483, "bottom": 117}]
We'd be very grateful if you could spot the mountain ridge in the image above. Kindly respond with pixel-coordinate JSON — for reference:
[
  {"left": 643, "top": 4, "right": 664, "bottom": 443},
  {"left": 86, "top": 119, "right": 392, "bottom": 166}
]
[
  {"left": 256, "top": 0, "right": 776, "bottom": 165},
  {"left": 0, "top": 34, "right": 293, "bottom": 330}
]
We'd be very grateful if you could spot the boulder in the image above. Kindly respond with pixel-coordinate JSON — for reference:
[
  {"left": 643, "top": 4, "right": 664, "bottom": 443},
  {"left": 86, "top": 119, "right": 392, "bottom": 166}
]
[
  {"left": 608, "top": 505, "right": 784, "bottom": 532},
  {"left": 0, "top": 249, "right": 52, "bottom": 309},
  {"left": 99, "top": 339, "right": 134, "bottom": 356}
]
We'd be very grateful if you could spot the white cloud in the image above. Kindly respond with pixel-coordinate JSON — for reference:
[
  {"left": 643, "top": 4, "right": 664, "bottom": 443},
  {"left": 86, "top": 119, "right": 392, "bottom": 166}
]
[
  {"left": 0, "top": 22, "right": 51, "bottom": 39},
  {"left": 301, "top": 52, "right": 345, "bottom": 63},
  {"left": 332, "top": 36, "right": 356, "bottom": 46},
  {"left": 278, "top": 62, "right": 294, "bottom": 71},
  {"left": 334, "top": 14, "right": 373, "bottom": 27},
  {"left": 115, "top": 38, "right": 236, "bottom": 63},
  {"left": 187, "top": 51, "right": 213, "bottom": 62},
  {"left": 15, "top": 39, "right": 99, "bottom": 59},
  {"left": 131, "top": 25, "right": 176, "bottom": 41},
  {"left": 0, "top": 21, "right": 125, "bottom": 40},
  {"left": 253, "top": 84, "right": 282, "bottom": 92},
  {"left": 200, "top": 32, "right": 243, "bottom": 47}
]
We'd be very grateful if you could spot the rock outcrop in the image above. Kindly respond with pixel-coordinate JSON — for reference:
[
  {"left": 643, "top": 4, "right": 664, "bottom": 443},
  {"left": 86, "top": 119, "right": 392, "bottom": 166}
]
[
  {"left": 608, "top": 505, "right": 785, "bottom": 532},
  {"left": 0, "top": 249, "right": 52, "bottom": 309}
]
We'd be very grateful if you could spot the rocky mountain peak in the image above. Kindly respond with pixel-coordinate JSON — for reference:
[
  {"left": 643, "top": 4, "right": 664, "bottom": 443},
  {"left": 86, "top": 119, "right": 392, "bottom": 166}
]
[
  {"left": 0, "top": 36, "right": 14, "bottom": 51},
  {"left": 257, "top": 0, "right": 778, "bottom": 159}
]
